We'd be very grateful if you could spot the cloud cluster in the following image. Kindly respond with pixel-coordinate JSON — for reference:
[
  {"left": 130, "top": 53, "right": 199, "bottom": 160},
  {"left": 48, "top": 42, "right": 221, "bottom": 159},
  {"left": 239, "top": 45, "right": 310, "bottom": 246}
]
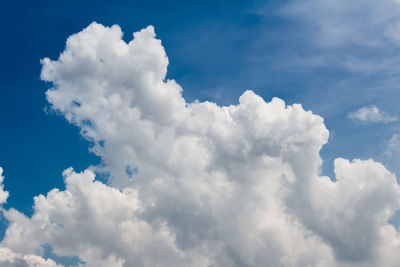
[
  {"left": 0, "top": 169, "right": 59, "bottom": 267},
  {"left": 0, "top": 247, "right": 60, "bottom": 267},
  {"left": 1, "top": 23, "right": 400, "bottom": 266},
  {"left": 348, "top": 105, "right": 398, "bottom": 123}
]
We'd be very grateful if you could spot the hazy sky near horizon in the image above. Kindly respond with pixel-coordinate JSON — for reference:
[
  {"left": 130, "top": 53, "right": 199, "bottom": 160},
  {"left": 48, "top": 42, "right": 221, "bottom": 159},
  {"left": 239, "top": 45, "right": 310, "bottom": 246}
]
[{"left": 2, "top": 0, "right": 400, "bottom": 266}]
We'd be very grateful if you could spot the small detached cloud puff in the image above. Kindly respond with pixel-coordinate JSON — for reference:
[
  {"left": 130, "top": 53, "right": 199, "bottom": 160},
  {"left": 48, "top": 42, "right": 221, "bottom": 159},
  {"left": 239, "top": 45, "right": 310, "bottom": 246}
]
[{"left": 348, "top": 105, "right": 397, "bottom": 123}]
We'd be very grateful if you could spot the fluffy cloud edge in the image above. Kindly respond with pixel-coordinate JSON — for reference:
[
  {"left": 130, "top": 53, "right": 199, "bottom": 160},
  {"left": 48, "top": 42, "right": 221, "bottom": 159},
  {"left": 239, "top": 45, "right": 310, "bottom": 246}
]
[{"left": 0, "top": 247, "right": 61, "bottom": 267}]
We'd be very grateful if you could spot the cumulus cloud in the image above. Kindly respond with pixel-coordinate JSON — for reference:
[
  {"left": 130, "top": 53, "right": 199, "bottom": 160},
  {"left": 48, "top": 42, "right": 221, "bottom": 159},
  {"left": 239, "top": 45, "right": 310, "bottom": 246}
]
[
  {"left": 348, "top": 105, "right": 398, "bottom": 123},
  {"left": 1, "top": 22, "right": 400, "bottom": 266},
  {"left": 0, "top": 247, "right": 61, "bottom": 267}
]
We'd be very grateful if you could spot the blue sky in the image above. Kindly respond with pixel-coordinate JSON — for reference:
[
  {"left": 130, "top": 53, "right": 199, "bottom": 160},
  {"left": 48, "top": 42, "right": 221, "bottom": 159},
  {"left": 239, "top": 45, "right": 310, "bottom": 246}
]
[
  {"left": 1, "top": 0, "right": 400, "bottom": 265},
  {"left": 0, "top": 0, "right": 259, "bottom": 214},
  {"left": 2, "top": 0, "right": 399, "bottom": 214},
  {"left": 0, "top": 0, "right": 269, "bottom": 214}
]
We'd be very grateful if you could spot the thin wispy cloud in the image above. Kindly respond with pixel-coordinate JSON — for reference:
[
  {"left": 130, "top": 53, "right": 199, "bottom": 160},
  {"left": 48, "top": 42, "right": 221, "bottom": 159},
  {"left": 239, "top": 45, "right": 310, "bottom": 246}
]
[
  {"left": 384, "top": 133, "right": 400, "bottom": 156},
  {"left": 282, "top": 0, "right": 400, "bottom": 48},
  {"left": 276, "top": 0, "right": 400, "bottom": 75},
  {"left": 348, "top": 105, "right": 398, "bottom": 123}
]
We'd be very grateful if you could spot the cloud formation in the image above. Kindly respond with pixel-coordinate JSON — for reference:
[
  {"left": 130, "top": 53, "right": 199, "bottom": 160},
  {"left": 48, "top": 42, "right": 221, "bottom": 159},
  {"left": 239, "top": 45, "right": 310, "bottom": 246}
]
[
  {"left": 280, "top": 0, "right": 400, "bottom": 74},
  {"left": 348, "top": 105, "right": 398, "bottom": 123},
  {"left": 0, "top": 168, "right": 9, "bottom": 205},
  {"left": 385, "top": 134, "right": 400, "bottom": 156},
  {"left": 1, "top": 22, "right": 400, "bottom": 266},
  {"left": 0, "top": 247, "right": 60, "bottom": 267},
  {"left": 283, "top": 0, "right": 400, "bottom": 48}
]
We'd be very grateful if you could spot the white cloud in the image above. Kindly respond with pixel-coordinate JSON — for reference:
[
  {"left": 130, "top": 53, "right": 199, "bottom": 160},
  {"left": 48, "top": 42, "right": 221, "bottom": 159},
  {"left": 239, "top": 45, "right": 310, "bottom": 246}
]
[
  {"left": 348, "top": 105, "right": 397, "bottom": 123},
  {"left": 278, "top": 0, "right": 400, "bottom": 74},
  {"left": 0, "top": 247, "right": 61, "bottom": 267},
  {"left": 382, "top": 134, "right": 400, "bottom": 176},
  {"left": 1, "top": 22, "right": 400, "bottom": 266},
  {"left": 385, "top": 134, "right": 400, "bottom": 156},
  {"left": 0, "top": 168, "right": 9, "bottom": 205},
  {"left": 282, "top": 0, "right": 400, "bottom": 48}
]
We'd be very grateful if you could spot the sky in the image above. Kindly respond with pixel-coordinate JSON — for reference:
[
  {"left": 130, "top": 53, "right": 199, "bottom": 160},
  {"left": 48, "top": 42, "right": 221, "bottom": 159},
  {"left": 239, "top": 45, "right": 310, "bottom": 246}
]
[{"left": 1, "top": 0, "right": 400, "bottom": 266}]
